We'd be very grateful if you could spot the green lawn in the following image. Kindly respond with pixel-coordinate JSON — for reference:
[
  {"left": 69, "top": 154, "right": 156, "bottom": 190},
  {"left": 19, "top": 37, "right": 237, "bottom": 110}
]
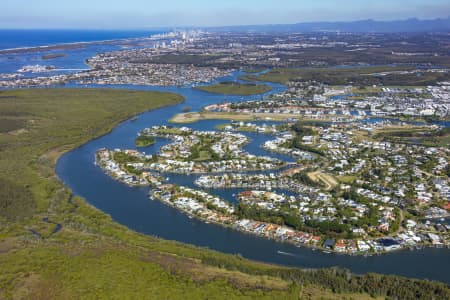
[{"left": 135, "top": 135, "right": 155, "bottom": 147}]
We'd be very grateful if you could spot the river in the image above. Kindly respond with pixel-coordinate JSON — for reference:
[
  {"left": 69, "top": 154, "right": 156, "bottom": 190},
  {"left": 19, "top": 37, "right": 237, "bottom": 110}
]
[{"left": 55, "top": 72, "right": 450, "bottom": 284}]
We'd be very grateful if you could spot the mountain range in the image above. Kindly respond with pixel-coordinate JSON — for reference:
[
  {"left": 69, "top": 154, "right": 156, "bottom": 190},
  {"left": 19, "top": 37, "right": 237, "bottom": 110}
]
[{"left": 210, "top": 17, "right": 450, "bottom": 33}]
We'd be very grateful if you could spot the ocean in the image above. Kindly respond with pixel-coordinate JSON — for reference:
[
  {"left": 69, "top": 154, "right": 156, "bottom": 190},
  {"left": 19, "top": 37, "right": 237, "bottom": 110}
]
[
  {"left": 0, "top": 29, "right": 168, "bottom": 75},
  {"left": 0, "top": 29, "right": 167, "bottom": 50}
]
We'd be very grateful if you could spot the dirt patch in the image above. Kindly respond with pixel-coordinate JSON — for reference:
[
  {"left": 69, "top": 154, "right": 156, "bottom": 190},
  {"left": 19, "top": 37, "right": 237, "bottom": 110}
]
[
  {"left": 169, "top": 112, "right": 201, "bottom": 123},
  {"left": 13, "top": 273, "right": 42, "bottom": 300},
  {"left": 308, "top": 171, "right": 338, "bottom": 190},
  {"left": 13, "top": 273, "right": 66, "bottom": 300},
  {"left": 0, "top": 238, "right": 19, "bottom": 254},
  {"left": 281, "top": 167, "right": 303, "bottom": 177}
]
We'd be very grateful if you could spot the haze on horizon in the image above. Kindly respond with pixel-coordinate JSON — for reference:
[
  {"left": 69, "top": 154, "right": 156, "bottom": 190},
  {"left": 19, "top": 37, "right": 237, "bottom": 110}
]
[{"left": 1, "top": 0, "right": 450, "bottom": 29}]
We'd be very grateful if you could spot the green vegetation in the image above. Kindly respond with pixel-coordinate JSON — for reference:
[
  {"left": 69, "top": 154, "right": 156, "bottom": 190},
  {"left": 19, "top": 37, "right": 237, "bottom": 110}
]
[
  {"left": 243, "top": 66, "right": 449, "bottom": 86},
  {"left": 0, "top": 88, "right": 183, "bottom": 221},
  {"left": 0, "top": 118, "right": 26, "bottom": 133},
  {"left": 293, "top": 171, "right": 323, "bottom": 188},
  {"left": 112, "top": 152, "right": 140, "bottom": 164},
  {"left": 337, "top": 175, "right": 357, "bottom": 184},
  {"left": 0, "top": 178, "right": 35, "bottom": 219},
  {"left": 131, "top": 53, "right": 226, "bottom": 66},
  {"left": 375, "top": 126, "right": 450, "bottom": 147},
  {"left": 0, "top": 88, "right": 448, "bottom": 299},
  {"left": 287, "top": 121, "right": 325, "bottom": 156},
  {"left": 244, "top": 68, "right": 266, "bottom": 74},
  {"left": 135, "top": 135, "right": 155, "bottom": 147},
  {"left": 188, "top": 135, "right": 221, "bottom": 161},
  {"left": 236, "top": 200, "right": 353, "bottom": 238},
  {"left": 195, "top": 81, "right": 272, "bottom": 95}
]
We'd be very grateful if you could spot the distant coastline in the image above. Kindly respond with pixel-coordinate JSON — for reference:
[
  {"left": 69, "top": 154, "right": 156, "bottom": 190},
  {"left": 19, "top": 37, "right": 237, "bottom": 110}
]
[
  {"left": 0, "top": 29, "right": 168, "bottom": 53},
  {"left": 0, "top": 39, "right": 124, "bottom": 54}
]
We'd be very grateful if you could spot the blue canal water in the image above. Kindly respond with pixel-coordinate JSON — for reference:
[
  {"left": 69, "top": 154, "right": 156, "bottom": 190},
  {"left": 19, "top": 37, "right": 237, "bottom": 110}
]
[
  {"left": 1, "top": 33, "right": 449, "bottom": 283},
  {"left": 55, "top": 76, "right": 450, "bottom": 284}
]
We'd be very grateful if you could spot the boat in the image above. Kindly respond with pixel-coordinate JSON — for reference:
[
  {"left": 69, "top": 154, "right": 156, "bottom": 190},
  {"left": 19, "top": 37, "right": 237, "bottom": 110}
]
[
  {"left": 277, "top": 250, "right": 295, "bottom": 256},
  {"left": 130, "top": 116, "right": 138, "bottom": 122}
]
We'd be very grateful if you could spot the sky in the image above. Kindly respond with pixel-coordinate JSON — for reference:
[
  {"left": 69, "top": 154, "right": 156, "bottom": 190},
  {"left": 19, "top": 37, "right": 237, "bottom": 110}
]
[{"left": 1, "top": 0, "right": 449, "bottom": 29}]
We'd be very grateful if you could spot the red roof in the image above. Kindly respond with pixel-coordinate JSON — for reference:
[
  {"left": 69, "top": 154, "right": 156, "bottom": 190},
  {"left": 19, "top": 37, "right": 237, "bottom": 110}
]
[
  {"left": 239, "top": 191, "right": 253, "bottom": 197},
  {"left": 335, "top": 243, "right": 346, "bottom": 249}
]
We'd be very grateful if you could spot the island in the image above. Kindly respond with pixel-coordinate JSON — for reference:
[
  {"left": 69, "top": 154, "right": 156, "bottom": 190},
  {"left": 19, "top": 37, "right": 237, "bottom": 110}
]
[
  {"left": 135, "top": 134, "right": 155, "bottom": 147},
  {"left": 194, "top": 81, "right": 272, "bottom": 95},
  {"left": 41, "top": 53, "right": 66, "bottom": 60}
]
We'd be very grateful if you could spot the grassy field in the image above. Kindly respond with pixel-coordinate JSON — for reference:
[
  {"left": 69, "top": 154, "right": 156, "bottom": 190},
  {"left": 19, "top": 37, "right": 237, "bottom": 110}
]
[
  {"left": 337, "top": 175, "right": 357, "bottom": 184},
  {"left": 244, "top": 68, "right": 266, "bottom": 74},
  {"left": 242, "top": 66, "right": 449, "bottom": 86},
  {"left": 195, "top": 82, "right": 272, "bottom": 95},
  {"left": 170, "top": 111, "right": 346, "bottom": 124},
  {"left": 216, "top": 123, "right": 259, "bottom": 132},
  {"left": 0, "top": 88, "right": 449, "bottom": 299},
  {"left": 374, "top": 126, "right": 450, "bottom": 147}
]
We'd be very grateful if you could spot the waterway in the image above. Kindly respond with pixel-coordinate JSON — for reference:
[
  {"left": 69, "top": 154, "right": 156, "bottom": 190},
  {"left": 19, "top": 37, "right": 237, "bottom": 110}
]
[
  {"left": 2, "top": 34, "right": 448, "bottom": 283},
  {"left": 56, "top": 72, "right": 450, "bottom": 284}
]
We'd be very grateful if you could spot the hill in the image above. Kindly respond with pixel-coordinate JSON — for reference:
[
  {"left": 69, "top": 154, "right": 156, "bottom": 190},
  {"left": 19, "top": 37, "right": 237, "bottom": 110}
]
[{"left": 210, "top": 17, "right": 450, "bottom": 33}]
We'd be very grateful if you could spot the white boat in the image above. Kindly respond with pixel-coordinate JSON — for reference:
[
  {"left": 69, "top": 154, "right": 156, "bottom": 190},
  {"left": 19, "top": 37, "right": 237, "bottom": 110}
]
[{"left": 277, "top": 250, "right": 295, "bottom": 256}]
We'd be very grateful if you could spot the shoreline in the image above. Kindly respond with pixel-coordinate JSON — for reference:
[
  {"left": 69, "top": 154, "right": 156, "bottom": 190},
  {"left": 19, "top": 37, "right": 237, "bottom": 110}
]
[
  {"left": 0, "top": 32, "right": 167, "bottom": 54},
  {"left": 55, "top": 90, "right": 185, "bottom": 184},
  {"left": 47, "top": 81, "right": 450, "bottom": 283},
  {"left": 3, "top": 30, "right": 450, "bottom": 296},
  {"left": 94, "top": 112, "right": 450, "bottom": 258},
  {"left": 149, "top": 189, "right": 448, "bottom": 257},
  {"left": 169, "top": 111, "right": 353, "bottom": 124}
]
